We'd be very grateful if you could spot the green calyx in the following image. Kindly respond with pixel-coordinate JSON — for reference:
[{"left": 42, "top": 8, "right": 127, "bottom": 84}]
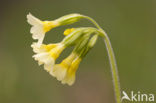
[
  {"left": 80, "top": 34, "right": 98, "bottom": 58},
  {"left": 72, "top": 33, "right": 99, "bottom": 59},
  {"left": 55, "top": 13, "right": 84, "bottom": 26},
  {"left": 72, "top": 33, "right": 90, "bottom": 54}
]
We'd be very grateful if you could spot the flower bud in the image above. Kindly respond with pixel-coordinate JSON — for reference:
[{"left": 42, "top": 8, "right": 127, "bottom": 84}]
[
  {"left": 88, "top": 35, "right": 98, "bottom": 48},
  {"left": 63, "top": 28, "right": 75, "bottom": 36}
]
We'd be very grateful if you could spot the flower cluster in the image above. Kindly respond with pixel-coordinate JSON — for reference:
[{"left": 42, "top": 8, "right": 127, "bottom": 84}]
[{"left": 27, "top": 13, "right": 99, "bottom": 85}]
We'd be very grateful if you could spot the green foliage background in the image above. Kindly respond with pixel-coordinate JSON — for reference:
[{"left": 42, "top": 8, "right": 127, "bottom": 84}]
[{"left": 0, "top": 0, "right": 156, "bottom": 103}]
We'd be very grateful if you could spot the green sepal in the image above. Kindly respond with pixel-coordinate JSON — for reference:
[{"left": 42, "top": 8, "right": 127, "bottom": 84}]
[
  {"left": 61, "top": 28, "right": 85, "bottom": 47},
  {"left": 55, "top": 14, "right": 84, "bottom": 26}
]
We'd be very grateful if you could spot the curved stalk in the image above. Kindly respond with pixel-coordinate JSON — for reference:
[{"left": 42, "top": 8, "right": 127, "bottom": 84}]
[{"left": 83, "top": 16, "right": 121, "bottom": 103}]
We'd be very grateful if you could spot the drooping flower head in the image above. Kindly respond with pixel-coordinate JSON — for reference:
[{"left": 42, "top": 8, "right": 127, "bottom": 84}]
[
  {"left": 27, "top": 12, "right": 100, "bottom": 85},
  {"left": 27, "top": 13, "right": 122, "bottom": 103}
]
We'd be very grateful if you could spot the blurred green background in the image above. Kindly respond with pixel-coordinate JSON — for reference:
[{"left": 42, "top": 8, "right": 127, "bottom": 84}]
[{"left": 0, "top": 0, "right": 156, "bottom": 103}]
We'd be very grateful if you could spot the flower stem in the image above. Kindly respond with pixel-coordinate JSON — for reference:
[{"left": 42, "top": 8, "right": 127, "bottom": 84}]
[
  {"left": 101, "top": 30, "right": 121, "bottom": 103},
  {"left": 83, "top": 16, "right": 121, "bottom": 103}
]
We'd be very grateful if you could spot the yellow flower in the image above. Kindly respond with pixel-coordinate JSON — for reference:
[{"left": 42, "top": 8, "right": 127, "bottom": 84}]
[
  {"left": 51, "top": 53, "right": 81, "bottom": 85},
  {"left": 27, "top": 13, "right": 59, "bottom": 45},
  {"left": 63, "top": 28, "right": 75, "bottom": 36},
  {"left": 62, "top": 57, "right": 81, "bottom": 85},
  {"left": 31, "top": 42, "right": 65, "bottom": 72}
]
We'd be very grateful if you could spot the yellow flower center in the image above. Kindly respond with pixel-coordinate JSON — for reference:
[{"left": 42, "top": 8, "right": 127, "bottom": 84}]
[
  {"left": 60, "top": 53, "right": 76, "bottom": 69},
  {"left": 69, "top": 57, "right": 81, "bottom": 72},
  {"left": 49, "top": 45, "right": 65, "bottom": 60},
  {"left": 63, "top": 28, "right": 75, "bottom": 36},
  {"left": 43, "top": 44, "right": 58, "bottom": 51},
  {"left": 43, "top": 21, "right": 59, "bottom": 33}
]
